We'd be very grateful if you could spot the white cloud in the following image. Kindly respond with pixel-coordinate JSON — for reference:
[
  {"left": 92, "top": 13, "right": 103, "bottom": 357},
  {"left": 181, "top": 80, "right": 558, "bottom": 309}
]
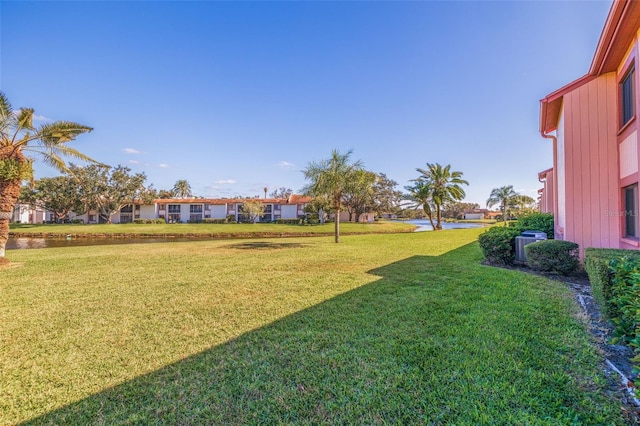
[
  {"left": 214, "top": 179, "right": 236, "bottom": 184},
  {"left": 128, "top": 160, "right": 140, "bottom": 164},
  {"left": 32, "top": 114, "right": 52, "bottom": 122},
  {"left": 277, "top": 161, "right": 295, "bottom": 168},
  {"left": 159, "top": 163, "right": 169, "bottom": 168},
  {"left": 124, "top": 148, "right": 142, "bottom": 154}
]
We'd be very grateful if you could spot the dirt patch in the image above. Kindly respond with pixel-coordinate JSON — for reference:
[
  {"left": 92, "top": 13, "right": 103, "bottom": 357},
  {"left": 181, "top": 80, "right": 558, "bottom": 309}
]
[{"left": 494, "top": 262, "right": 640, "bottom": 423}]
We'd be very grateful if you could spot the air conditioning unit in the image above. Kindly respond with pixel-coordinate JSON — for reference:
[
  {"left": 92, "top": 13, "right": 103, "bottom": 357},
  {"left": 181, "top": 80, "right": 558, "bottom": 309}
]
[{"left": 515, "top": 230, "right": 548, "bottom": 262}]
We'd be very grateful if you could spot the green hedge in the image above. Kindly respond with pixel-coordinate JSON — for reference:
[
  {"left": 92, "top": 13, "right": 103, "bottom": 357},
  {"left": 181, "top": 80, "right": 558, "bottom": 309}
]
[
  {"left": 584, "top": 248, "right": 640, "bottom": 319},
  {"left": 202, "top": 218, "right": 228, "bottom": 224},
  {"left": 478, "top": 227, "right": 521, "bottom": 265},
  {"left": 513, "top": 212, "right": 554, "bottom": 239},
  {"left": 524, "top": 240, "right": 579, "bottom": 275},
  {"left": 275, "top": 219, "right": 303, "bottom": 225},
  {"left": 132, "top": 218, "right": 166, "bottom": 224}
]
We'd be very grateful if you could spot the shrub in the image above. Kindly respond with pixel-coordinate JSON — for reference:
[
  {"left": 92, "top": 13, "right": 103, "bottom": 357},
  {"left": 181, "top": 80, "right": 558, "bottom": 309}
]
[
  {"left": 226, "top": 214, "right": 237, "bottom": 223},
  {"left": 202, "top": 218, "right": 227, "bottom": 224},
  {"left": 478, "top": 227, "right": 521, "bottom": 265},
  {"left": 512, "top": 212, "right": 554, "bottom": 239},
  {"left": 275, "top": 218, "right": 302, "bottom": 225},
  {"left": 524, "top": 240, "right": 579, "bottom": 275},
  {"left": 132, "top": 218, "right": 167, "bottom": 224},
  {"left": 584, "top": 248, "right": 640, "bottom": 319},
  {"left": 608, "top": 256, "right": 640, "bottom": 372}
]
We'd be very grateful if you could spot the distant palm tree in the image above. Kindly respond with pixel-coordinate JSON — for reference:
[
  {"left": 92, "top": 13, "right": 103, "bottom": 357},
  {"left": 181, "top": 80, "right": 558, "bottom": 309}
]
[
  {"left": 415, "top": 163, "right": 468, "bottom": 230},
  {"left": 172, "top": 179, "right": 192, "bottom": 198},
  {"left": 0, "top": 91, "right": 94, "bottom": 261},
  {"left": 487, "top": 185, "right": 518, "bottom": 226},
  {"left": 302, "top": 149, "right": 363, "bottom": 243},
  {"left": 404, "top": 180, "right": 436, "bottom": 230}
]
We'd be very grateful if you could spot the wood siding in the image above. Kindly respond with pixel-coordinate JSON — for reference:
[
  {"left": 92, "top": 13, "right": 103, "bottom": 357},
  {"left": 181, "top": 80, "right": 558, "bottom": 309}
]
[{"left": 559, "top": 74, "right": 620, "bottom": 251}]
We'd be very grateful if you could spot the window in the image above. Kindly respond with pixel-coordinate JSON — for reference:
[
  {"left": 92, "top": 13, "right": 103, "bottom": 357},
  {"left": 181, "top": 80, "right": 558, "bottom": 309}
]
[
  {"left": 621, "top": 69, "right": 635, "bottom": 126},
  {"left": 625, "top": 184, "right": 638, "bottom": 238},
  {"left": 159, "top": 204, "right": 166, "bottom": 211},
  {"left": 190, "top": 205, "right": 203, "bottom": 214},
  {"left": 121, "top": 205, "right": 133, "bottom": 213},
  {"left": 168, "top": 204, "right": 181, "bottom": 213}
]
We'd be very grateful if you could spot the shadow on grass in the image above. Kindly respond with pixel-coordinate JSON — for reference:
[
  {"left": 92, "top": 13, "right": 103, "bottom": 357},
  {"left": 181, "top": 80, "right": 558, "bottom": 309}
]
[
  {"left": 227, "top": 241, "right": 309, "bottom": 250},
  {"left": 22, "top": 241, "right": 620, "bottom": 425}
]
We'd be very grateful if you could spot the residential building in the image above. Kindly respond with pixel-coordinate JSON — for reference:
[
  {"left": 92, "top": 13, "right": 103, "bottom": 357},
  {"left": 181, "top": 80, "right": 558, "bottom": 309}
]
[
  {"left": 539, "top": 0, "right": 640, "bottom": 252},
  {"left": 463, "top": 209, "right": 489, "bottom": 220}
]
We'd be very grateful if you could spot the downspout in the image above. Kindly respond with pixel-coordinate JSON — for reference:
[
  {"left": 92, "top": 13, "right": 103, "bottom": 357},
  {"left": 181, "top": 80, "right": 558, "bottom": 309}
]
[{"left": 540, "top": 130, "right": 562, "bottom": 239}]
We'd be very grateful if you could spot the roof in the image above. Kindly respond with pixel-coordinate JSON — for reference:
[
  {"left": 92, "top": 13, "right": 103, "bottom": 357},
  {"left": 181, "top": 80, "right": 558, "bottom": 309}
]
[
  {"left": 540, "top": 0, "right": 640, "bottom": 134},
  {"left": 153, "top": 195, "right": 312, "bottom": 205},
  {"left": 538, "top": 167, "right": 553, "bottom": 180}
]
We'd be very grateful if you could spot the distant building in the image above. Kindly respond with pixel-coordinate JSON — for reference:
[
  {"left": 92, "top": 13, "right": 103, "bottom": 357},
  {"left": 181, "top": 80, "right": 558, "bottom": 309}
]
[{"left": 463, "top": 209, "right": 489, "bottom": 220}]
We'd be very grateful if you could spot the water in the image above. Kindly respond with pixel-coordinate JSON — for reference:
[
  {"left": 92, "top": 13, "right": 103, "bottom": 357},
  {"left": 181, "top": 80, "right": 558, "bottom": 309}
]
[
  {"left": 6, "top": 236, "right": 211, "bottom": 250},
  {"left": 407, "top": 220, "right": 489, "bottom": 232},
  {"left": 6, "top": 221, "right": 489, "bottom": 250}
]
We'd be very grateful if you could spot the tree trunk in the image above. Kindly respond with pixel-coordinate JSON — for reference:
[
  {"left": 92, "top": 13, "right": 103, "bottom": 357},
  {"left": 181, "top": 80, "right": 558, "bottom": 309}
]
[
  {"left": 423, "top": 205, "right": 436, "bottom": 230},
  {"left": 0, "top": 148, "right": 27, "bottom": 261},
  {"left": 335, "top": 207, "right": 340, "bottom": 243},
  {"left": 435, "top": 204, "right": 442, "bottom": 230},
  {"left": 502, "top": 203, "right": 508, "bottom": 227}
]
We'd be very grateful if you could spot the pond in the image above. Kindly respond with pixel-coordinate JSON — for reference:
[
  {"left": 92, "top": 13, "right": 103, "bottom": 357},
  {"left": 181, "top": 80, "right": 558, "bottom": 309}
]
[
  {"left": 6, "top": 221, "right": 490, "bottom": 250},
  {"left": 6, "top": 236, "right": 211, "bottom": 250},
  {"left": 407, "top": 219, "right": 490, "bottom": 232}
]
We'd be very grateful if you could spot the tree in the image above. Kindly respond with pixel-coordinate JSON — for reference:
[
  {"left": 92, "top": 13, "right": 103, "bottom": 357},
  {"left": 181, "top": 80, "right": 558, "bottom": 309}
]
[
  {"left": 157, "top": 189, "right": 174, "bottom": 199},
  {"left": 72, "top": 164, "right": 149, "bottom": 223},
  {"left": 172, "top": 179, "right": 192, "bottom": 198},
  {"left": 0, "top": 91, "right": 94, "bottom": 260},
  {"left": 303, "top": 149, "right": 363, "bottom": 243},
  {"left": 269, "top": 187, "right": 293, "bottom": 199},
  {"left": 442, "top": 201, "right": 480, "bottom": 219},
  {"left": 343, "top": 169, "right": 376, "bottom": 222},
  {"left": 414, "top": 163, "right": 468, "bottom": 230},
  {"left": 486, "top": 185, "right": 518, "bottom": 226},
  {"left": 371, "top": 173, "right": 403, "bottom": 218},
  {"left": 34, "top": 176, "right": 84, "bottom": 222},
  {"left": 404, "top": 180, "right": 436, "bottom": 230},
  {"left": 511, "top": 194, "right": 537, "bottom": 218},
  {"left": 240, "top": 199, "right": 265, "bottom": 223}
]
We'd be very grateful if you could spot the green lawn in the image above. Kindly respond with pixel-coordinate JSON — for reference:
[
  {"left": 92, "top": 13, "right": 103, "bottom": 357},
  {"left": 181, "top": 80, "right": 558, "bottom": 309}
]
[
  {"left": 0, "top": 229, "right": 627, "bottom": 424},
  {"left": 9, "top": 220, "right": 415, "bottom": 237}
]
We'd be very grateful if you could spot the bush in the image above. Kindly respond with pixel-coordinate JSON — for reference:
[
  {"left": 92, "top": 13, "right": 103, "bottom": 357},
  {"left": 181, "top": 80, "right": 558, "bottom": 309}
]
[
  {"left": 478, "top": 227, "right": 521, "bottom": 265},
  {"left": 584, "top": 248, "right": 640, "bottom": 319},
  {"left": 608, "top": 256, "right": 640, "bottom": 372},
  {"left": 524, "top": 240, "right": 579, "bottom": 275},
  {"left": 132, "top": 218, "right": 167, "bottom": 224},
  {"left": 512, "top": 212, "right": 554, "bottom": 239},
  {"left": 202, "top": 218, "right": 227, "bottom": 224},
  {"left": 226, "top": 214, "right": 237, "bottom": 223},
  {"left": 275, "top": 218, "right": 302, "bottom": 225}
]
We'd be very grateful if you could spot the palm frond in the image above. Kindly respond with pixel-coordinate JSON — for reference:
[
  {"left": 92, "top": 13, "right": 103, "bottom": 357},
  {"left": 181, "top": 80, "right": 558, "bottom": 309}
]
[
  {"left": 0, "top": 91, "right": 13, "bottom": 125},
  {"left": 15, "top": 108, "right": 35, "bottom": 132},
  {"left": 40, "top": 152, "right": 72, "bottom": 175},
  {"left": 36, "top": 121, "right": 93, "bottom": 146}
]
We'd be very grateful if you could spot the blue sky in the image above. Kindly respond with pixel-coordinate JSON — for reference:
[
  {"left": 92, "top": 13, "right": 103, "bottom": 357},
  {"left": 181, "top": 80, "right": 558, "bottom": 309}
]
[{"left": 1, "top": 0, "right": 611, "bottom": 205}]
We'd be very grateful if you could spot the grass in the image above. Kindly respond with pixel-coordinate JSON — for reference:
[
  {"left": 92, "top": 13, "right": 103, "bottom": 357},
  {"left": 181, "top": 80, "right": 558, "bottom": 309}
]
[
  {"left": 9, "top": 220, "right": 415, "bottom": 237},
  {"left": 0, "top": 229, "right": 628, "bottom": 424}
]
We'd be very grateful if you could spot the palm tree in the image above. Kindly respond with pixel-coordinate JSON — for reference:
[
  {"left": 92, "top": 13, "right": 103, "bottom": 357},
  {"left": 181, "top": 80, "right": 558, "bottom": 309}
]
[
  {"left": 404, "top": 180, "right": 436, "bottom": 230},
  {"left": 172, "top": 179, "right": 192, "bottom": 198},
  {"left": 415, "top": 163, "right": 468, "bottom": 230},
  {"left": 0, "top": 91, "right": 94, "bottom": 261},
  {"left": 302, "top": 149, "right": 363, "bottom": 243},
  {"left": 487, "top": 185, "right": 518, "bottom": 226}
]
